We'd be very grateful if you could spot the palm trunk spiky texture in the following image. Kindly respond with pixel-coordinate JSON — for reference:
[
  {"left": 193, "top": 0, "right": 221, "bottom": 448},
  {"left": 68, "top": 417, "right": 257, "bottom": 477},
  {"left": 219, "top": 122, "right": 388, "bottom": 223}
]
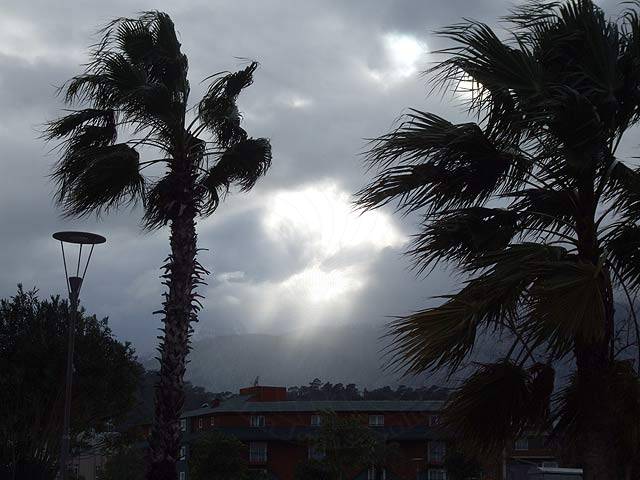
[
  {"left": 356, "top": 1, "right": 640, "bottom": 479},
  {"left": 45, "top": 12, "right": 271, "bottom": 479}
]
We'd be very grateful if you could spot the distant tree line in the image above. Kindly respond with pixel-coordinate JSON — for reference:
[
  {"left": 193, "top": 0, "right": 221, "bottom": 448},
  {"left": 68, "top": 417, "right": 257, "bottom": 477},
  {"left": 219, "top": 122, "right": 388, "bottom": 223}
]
[
  {"left": 118, "top": 370, "right": 232, "bottom": 430},
  {"left": 286, "top": 378, "right": 449, "bottom": 401}
]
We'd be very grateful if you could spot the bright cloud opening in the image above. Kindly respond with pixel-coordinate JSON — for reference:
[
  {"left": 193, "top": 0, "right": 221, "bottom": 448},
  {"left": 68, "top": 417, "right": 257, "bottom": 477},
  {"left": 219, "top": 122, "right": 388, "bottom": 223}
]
[
  {"left": 264, "top": 182, "right": 404, "bottom": 257},
  {"left": 263, "top": 182, "right": 405, "bottom": 307},
  {"left": 281, "top": 264, "right": 364, "bottom": 304},
  {"left": 368, "top": 33, "right": 426, "bottom": 85}
]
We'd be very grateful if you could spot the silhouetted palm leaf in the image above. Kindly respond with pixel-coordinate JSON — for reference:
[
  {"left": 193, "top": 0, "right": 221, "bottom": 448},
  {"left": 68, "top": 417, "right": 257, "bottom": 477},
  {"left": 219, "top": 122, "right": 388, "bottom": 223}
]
[
  {"left": 51, "top": 143, "right": 144, "bottom": 217},
  {"left": 441, "top": 361, "right": 530, "bottom": 457},
  {"left": 201, "top": 137, "right": 272, "bottom": 214},
  {"left": 408, "top": 207, "right": 518, "bottom": 272},
  {"left": 605, "top": 223, "right": 640, "bottom": 290},
  {"left": 526, "top": 260, "right": 607, "bottom": 357}
]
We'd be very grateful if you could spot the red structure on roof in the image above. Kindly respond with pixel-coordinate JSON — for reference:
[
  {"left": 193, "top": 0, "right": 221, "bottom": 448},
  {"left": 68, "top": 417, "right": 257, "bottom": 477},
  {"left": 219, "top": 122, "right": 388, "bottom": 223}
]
[{"left": 239, "top": 385, "right": 288, "bottom": 402}]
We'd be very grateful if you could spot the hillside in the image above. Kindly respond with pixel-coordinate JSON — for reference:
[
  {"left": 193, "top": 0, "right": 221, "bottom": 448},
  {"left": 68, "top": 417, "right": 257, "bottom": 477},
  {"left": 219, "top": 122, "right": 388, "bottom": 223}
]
[{"left": 178, "top": 324, "right": 447, "bottom": 392}]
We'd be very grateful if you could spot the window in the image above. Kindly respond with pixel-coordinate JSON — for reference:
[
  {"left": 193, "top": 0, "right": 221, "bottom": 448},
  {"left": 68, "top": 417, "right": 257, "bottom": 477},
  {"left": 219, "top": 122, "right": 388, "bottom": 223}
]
[
  {"left": 250, "top": 415, "right": 266, "bottom": 427},
  {"left": 249, "top": 442, "right": 267, "bottom": 463},
  {"left": 179, "top": 472, "right": 185, "bottom": 480},
  {"left": 428, "top": 469, "right": 446, "bottom": 480},
  {"left": 429, "top": 414, "right": 440, "bottom": 427},
  {"left": 310, "top": 414, "right": 322, "bottom": 426},
  {"left": 210, "top": 416, "right": 215, "bottom": 426},
  {"left": 180, "top": 418, "right": 186, "bottom": 432},
  {"left": 179, "top": 446, "right": 186, "bottom": 460},
  {"left": 308, "top": 445, "right": 325, "bottom": 460},
  {"left": 368, "top": 414, "right": 384, "bottom": 426},
  {"left": 514, "top": 437, "right": 529, "bottom": 451},
  {"left": 368, "top": 466, "right": 386, "bottom": 480},
  {"left": 198, "top": 417, "right": 203, "bottom": 429},
  {"left": 428, "top": 441, "right": 446, "bottom": 463}
]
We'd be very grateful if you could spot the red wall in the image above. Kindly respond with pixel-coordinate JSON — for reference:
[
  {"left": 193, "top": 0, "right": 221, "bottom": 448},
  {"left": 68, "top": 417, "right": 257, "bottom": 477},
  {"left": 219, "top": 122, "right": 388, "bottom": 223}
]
[{"left": 190, "top": 410, "right": 436, "bottom": 431}]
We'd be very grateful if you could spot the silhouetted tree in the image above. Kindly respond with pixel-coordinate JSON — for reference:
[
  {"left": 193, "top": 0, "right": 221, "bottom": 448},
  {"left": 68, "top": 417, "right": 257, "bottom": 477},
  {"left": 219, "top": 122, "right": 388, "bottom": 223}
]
[
  {"left": 188, "top": 431, "right": 248, "bottom": 480},
  {"left": 98, "top": 445, "right": 146, "bottom": 480},
  {"left": 356, "top": 2, "right": 640, "bottom": 479},
  {"left": 45, "top": 12, "right": 271, "bottom": 480},
  {"left": 0, "top": 286, "right": 141, "bottom": 480},
  {"left": 444, "top": 446, "right": 483, "bottom": 480},
  {"left": 311, "top": 412, "right": 378, "bottom": 480},
  {"left": 294, "top": 459, "right": 334, "bottom": 480}
]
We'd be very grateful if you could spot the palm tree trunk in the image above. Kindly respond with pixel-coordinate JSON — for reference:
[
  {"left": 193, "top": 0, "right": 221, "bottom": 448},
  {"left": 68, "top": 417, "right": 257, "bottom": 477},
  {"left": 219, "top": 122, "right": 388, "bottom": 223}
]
[
  {"left": 147, "top": 169, "right": 199, "bottom": 480},
  {"left": 574, "top": 168, "right": 616, "bottom": 480}
]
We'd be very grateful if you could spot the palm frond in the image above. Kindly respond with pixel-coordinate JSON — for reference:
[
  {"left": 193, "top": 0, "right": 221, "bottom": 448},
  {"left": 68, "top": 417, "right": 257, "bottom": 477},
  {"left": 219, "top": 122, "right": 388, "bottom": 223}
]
[
  {"left": 507, "top": 187, "right": 577, "bottom": 237},
  {"left": 197, "top": 62, "right": 258, "bottom": 146},
  {"left": 606, "top": 223, "right": 640, "bottom": 291},
  {"left": 430, "top": 20, "right": 543, "bottom": 139},
  {"left": 408, "top": 207, "right": 519, "bottom": 273},
  {"left": 617, "top": 2, "right": 640, "bottom": 136},
  {"left": 356, "top": 111, "right": 529, "bottom": 215},
  {"left": 387, "top": 243, "right": 567, "bottom": 375},
  {"left": 52, "top": 143, "right": 145, "bottom": 217},
  {"left": 604, "top": 161, "right": 640, "bottom": 222},
  {"left": 526, "top": 363, "right": 556, "bottom": 427},
  {"left": 44, "top": 109, "right": 116, "bottom": 140},
  {"left": 200, "top": 137, "right": 271, "bottom": 214},
  {"left": 142, "top": 176, "right": 176, "bottom": 229},
  {"left": 441, "top": 361, "right": 530, "bottom": 458},
  {"left": 553, "top": 360, "right": 639, "bottom": 458},
  {"left": 525, "top": 259, "right": 606, "bottom": 357}
]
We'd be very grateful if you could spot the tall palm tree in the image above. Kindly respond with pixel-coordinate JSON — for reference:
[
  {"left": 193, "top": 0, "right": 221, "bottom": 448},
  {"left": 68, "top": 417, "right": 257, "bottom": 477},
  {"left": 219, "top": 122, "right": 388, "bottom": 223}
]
[
  {"left": 356, "top": 1, "right": 640, "bottom": 479},
  {"left": 45, "top": 12, "right": 271, "bottom": 480}
]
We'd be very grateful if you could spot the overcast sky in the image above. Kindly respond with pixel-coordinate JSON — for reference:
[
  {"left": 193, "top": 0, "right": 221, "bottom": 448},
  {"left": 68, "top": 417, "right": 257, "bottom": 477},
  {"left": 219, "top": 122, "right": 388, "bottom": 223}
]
[{"left": 0, "top": 0, "right": 625, "bottom": 356}]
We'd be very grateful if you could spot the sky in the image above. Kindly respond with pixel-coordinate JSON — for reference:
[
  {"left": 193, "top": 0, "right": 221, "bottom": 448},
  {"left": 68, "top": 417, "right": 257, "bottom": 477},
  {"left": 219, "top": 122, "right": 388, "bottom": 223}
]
[{"left": 0, "top": 0, "right": 626, "bottom": 357}]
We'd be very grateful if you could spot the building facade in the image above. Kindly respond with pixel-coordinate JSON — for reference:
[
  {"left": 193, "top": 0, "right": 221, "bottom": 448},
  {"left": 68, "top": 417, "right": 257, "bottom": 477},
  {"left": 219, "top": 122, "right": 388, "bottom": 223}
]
[{"left": 177, "top": 385, "right": 447, "bottom": 480}]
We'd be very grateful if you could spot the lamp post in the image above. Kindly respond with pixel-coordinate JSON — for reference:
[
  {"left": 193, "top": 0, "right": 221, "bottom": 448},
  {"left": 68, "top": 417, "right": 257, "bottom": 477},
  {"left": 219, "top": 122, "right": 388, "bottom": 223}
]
[{"left": 53, "top": 231, "right": 106, "bottom": 480}]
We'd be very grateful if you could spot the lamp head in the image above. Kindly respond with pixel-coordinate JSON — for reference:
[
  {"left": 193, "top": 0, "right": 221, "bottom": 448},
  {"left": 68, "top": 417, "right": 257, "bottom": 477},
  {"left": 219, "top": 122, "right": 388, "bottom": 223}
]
[{"left": 53, "top": 231, "right": 106, "bottom": 298}]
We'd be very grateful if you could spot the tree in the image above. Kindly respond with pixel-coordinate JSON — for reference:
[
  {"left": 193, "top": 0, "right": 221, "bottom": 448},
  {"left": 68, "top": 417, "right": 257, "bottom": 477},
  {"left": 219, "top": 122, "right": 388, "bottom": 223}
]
[
  {"left": 188, "top": 431, "right": 248, "bottom": 480},
  {"left": 294, "top": 459, "right": 334, "bottom": 480},
  {"left": 45, "top": 12, "right": 271, "bottom": 480},
  {"left": 444, "top": 447, "right": 483, "bottom": 480},
  {"left": 98, "top": 445, "right": 146, "bottom": 480},
  {"left": 0, "top": 286, "right": 142, "bottom": 480},
  {"left": 356, "top": 1, "right": 640, "bottom": 479},
  {"left": 311, "top": 412, "right": 378, "bottom": 480}
]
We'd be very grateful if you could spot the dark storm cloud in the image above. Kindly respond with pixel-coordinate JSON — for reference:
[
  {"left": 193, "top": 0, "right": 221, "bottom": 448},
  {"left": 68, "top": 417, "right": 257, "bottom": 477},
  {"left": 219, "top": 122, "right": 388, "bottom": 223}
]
[{"left": 0, "top": 0, "right": 631, "bottom": 357}]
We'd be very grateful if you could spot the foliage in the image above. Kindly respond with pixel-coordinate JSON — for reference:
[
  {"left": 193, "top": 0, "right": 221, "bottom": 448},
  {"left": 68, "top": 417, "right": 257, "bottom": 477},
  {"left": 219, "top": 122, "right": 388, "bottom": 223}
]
[
  {"left": 119, "top": 368, "right": 231, "bottom": 429},
  {"left": 294, "top": 459, "right": 335, "bottom": 480},
  {"left": 188, "top": 431, "right": 248, "bottom": 480},
  {"left": 443, "top": 445, "right": 483, "bottom": 480},
  {"left": 0, "top": 286, "right": 142, "bottom": 480},
  {"left": 286, "top": 379, "right": 448, "bottom": 401},
  {"left": 98, "top": 445, "right": 146, "bottom": 480},
  {"left": 309, "top": 412, "right": 380, "bottom": 480},
  {"left": 356, "top": 0, "right": 640, "bottom": 477}
]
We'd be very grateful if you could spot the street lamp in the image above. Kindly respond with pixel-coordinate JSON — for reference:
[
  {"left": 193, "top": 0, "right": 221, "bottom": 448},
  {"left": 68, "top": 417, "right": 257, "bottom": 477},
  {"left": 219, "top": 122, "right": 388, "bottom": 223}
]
[{"left": 53, "top": 231, "right": 106, "bottom": 480}]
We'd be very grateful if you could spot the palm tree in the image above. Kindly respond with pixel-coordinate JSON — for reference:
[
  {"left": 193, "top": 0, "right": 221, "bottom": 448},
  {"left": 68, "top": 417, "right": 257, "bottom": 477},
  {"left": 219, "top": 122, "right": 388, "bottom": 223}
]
[
  {"left": 356, "top": 1, "right": 640, "bottom": 479},
  {"left": 45, "top": 12, "right": 271, "bottom": 480}
]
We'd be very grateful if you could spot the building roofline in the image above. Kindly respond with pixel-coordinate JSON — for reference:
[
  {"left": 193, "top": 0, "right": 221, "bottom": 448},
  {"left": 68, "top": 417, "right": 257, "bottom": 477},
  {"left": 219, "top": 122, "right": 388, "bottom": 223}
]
[{"left": 182, "top": 399, "right": 445, "bottom": 418}]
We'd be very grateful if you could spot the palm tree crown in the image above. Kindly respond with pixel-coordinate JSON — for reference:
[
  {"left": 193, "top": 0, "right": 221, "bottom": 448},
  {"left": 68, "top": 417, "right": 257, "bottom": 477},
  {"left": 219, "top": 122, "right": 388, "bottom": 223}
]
[
  {"left": 46, "top": 12, "right": 270, "bottom": 225},
  {"left": 357, "top": 1, "right": 640, "bottom": 478}
]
